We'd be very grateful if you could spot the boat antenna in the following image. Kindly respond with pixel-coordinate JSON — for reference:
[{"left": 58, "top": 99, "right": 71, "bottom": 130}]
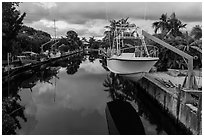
[
  {"left": 144, "top": 2, "right": 147, "bottom": 21},
  {"left": 54, "top": 19, "right": 57, "bottom": 41},
  {"left": 138, "top": 2, "right": 148, "bottom": 30},
  {"left": 105, "top": 2, "right": 109, "bottom": 22},
  {"left": 105, "top": 2, "right": 111, "bottom": 49}
]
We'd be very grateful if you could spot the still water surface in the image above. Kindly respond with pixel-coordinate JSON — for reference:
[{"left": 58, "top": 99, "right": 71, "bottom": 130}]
[{"left": 3, "top": 53, "right": 172, "bottom": 135}]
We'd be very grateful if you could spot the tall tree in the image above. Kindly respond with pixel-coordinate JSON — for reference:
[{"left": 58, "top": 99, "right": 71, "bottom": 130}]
[
  {"left": 190, "top": 25, "right": 202, "bottom": 40},
  {"left": 17, "top": 25, "right": 51, "bottom": 53},
  {"left": 152, "top": 13, "right": 169, "bottom": 35},
  {"left": 152, "top": 12, "right": 186, "bottom": 37},
  {"left": 167, "top": 12, "right": 187, "bottom": 37},
  {"left": 103, "top": 17, "right": 130, "bottom": 48},
  {"left": 2, "top": 2, "right": 26, "bottom": 59},
  {"left": 66, "top": 30, "right": 82, "bottom": 51}
]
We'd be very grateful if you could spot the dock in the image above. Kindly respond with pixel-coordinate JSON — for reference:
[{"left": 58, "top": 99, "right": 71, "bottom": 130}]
[
  {"left": 2, "top": 49, "right": 83, "bottom": 83},
  {"left": 135, "top": 71, "right": 202, "bottom": 135}
]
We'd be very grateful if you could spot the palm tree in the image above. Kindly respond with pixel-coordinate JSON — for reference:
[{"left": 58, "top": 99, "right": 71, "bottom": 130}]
[
  {"left": 190, "top": 25, "right": 202, "bottom": 40},
  {"left": 190, "top": 25, "right": 202, "bottom": 64},
  {"left": 152, "top": 13, "right": 189, "bottom": 70},
  {"left": 104, "top": 19, "right": 120, "bottom": 48},
  {"left": 104, "top": 17, "right": 130, "bottom": 48},
  {"left": 167, "top": 12, "right": 187, "bottom": 37},
  {"left": 152, "top": 13, "right": 186, "bottom": 38},
  {"left": 118, "top": 17, "right": 129, "bottom": 26},
  {"left": 152, "top": 13, "right": 169, "bottom": 35},
  {"left": 104, "top": 19, "right": 121, "bottom": 33}
]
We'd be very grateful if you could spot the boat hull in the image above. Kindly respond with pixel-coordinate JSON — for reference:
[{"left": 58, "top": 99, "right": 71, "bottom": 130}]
[{"left": 107, "top": 54, "right": 158, "bottom": 75}]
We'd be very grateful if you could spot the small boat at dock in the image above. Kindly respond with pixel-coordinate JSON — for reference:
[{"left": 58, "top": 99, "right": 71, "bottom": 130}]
[{"left": 16, "top": 51, "right": 40, "bottom": 65}]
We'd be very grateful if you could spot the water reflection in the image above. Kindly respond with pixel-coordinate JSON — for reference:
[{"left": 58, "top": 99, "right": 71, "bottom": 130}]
[
  {"left": 103, "top": 73, "right": 168, "bottom": 134},
  {"left": 2, "top": 52, "right": 186, "bottom": 135},
  {"left": 103, "top": 73, "right": 137, "bottom": 101},
  {"left": 2, "top": 71, "right": 33, "bottom": 134},
  {"left": 2, "top": 53, "right": 86, "bottom": 135},
  {"left": 88, "top": 51, "right": 99, "bottom": 63},
  {"left": 2, "top": 53, "right": 110, "bottom": 135},
  {"left": 2, "top": 96, "right": 27, "bottom": 135},
  {"left": 52, "top": 53, "right": 85, "bottom": 75},
  {"left": 103, "top": 72, "right": 189, "bottom": 135}
]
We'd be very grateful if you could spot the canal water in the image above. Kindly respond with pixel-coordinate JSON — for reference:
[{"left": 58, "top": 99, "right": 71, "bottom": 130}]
[{"left": 3, "top": 52, "right": 182, "bottom": 135}]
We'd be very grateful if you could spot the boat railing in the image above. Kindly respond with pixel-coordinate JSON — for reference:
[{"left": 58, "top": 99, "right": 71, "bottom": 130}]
[{"left": 121, "top": 45, "right": 159, "bottom": 58}]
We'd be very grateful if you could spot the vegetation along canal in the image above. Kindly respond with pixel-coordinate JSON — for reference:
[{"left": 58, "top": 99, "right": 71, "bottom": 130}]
[
  {"left": 2, "top": 2, "right": 202, "bottom": 135},
  {"left": 2, "top": 52, "right": 190, "bottom": 135}
]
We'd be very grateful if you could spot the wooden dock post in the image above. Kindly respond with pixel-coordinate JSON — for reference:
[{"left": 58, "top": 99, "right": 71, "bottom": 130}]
[
  {"left": 176, "top": 84, "right": 182, "bottom": 122},
  {"left": 197, "top": 95, "right": 202, "bottom": 134}
]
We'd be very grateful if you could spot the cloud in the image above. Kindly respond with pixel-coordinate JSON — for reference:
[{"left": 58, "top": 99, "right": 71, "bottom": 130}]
[
  {"left": 19, "top": 2, "right": 202, "bottom": 38},
  {"left": 34, "top": 2, "right": 57, "bottom": 9},
  {"left": 25, "top": 18, "right": 108, "bottom": 38},
  {"left": 80, "top": 59, "right": 106, "bottom": 74},
  {"left": 144, "top": 2, "right": 202, "bottom": 22},
  {"left": 38, "top": 82, "right": 55, "bottom": 94},
  {"left": 20, "top": 2, "right": 202, "bottom": 23}
]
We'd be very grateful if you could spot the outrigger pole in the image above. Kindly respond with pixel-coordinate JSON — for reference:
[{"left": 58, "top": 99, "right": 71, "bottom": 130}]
[{"left": 142, "top": 30, "right": 198, "bottom": 90}]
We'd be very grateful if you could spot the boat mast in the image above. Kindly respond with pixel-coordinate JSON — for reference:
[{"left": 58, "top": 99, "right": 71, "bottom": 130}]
[
  {"left": 121, "top": 28, "right": 124, "bottom": 48},
  {"left": 141, "top": 36, "right": 149, "bottom": 57},
  {"left": 117, "top": 27, "right": 120, "bottom": 55},
  {"left": 116, "top": 28, "right": 118, "bottom": 55}
]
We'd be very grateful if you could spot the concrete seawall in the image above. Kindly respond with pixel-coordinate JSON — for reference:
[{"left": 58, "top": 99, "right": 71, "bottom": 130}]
[{"left": 137, "top": 73, "right": 202, "bottom": 135}]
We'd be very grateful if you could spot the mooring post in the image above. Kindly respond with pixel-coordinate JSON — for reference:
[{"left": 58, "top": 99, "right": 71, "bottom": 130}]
[
  {"left": 197, "top": 94, "right": 202, "bottom": 134},
  {"left": 176, "top": 84, "right": 182, "bottom": 122},
  {"left": 7, "top": 53, "right": 10, "bottom": 96},
  {"left": 187, "top": 58, "right": 195, "bottom": 89}
]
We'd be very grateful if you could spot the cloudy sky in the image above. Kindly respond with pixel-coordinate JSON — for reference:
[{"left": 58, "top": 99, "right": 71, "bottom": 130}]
[{"left": 18, "top": 2, "right": 202, "bottom": 39}]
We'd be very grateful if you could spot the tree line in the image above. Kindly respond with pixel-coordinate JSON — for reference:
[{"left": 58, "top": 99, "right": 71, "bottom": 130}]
[
  {"left": 2, "top": 2, "right": 202, "bottom": 70},
  {"left": 2, "top": 2, "right": 52, "bottom": 60},
  {"left": 102, "top": 15, "right": 202, "bottom": 70},
  {"left": 2, "top": 2, "right": 103, "bottom": 60}
]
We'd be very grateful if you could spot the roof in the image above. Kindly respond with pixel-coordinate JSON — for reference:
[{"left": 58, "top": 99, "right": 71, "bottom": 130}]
[{"left": 22, "top": 51, "right": 38, "bottom": 55}]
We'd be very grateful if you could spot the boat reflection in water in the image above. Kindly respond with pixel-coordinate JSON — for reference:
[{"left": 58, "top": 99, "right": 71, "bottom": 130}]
[
  {"left": 106, "top": 100, "right": 145, "bottom": 135},
  {"left": 103, "top": 72, "right": 189, "bottom": 135},
  {"left": 104, "top": 73, "right": 145, "bottom": 135}
]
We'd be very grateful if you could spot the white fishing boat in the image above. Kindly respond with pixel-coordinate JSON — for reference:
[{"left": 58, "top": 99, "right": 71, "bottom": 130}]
[{"left": 106, "top": 23, "right": 159, "bottom": 79}]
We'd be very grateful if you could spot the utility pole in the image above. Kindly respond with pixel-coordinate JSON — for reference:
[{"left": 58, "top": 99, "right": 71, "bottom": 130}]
[{"left": 53, "top": 19, "right": 57, "bottom": 53}]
